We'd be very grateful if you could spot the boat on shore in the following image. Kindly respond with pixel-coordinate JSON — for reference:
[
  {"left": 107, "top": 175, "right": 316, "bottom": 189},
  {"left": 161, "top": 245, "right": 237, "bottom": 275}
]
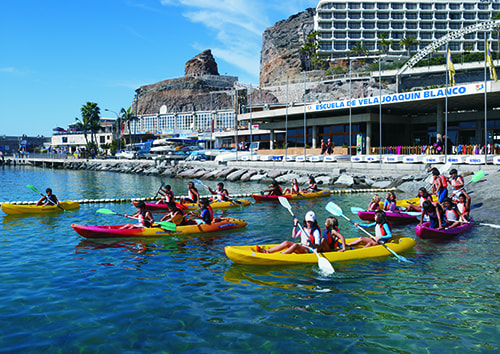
[
  {"left": 72, "top": 217, "right": 247, "bottom": 239},
  {"left": 252, "top": 190, "right": 331, "bottom": 201},
  {"left": 225, "top": 235, "right": 416, "bottom": 265},
  {"left": 1, "top": 201, "right": 80, "bottom": 215},
  {"left": 414, "top": 218, "right": 474, "bottom": 240}
]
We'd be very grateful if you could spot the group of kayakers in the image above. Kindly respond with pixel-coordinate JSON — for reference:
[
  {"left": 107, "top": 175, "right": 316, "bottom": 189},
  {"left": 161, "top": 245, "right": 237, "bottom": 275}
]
[{"left": 264, "top": 176, "right": 319, "bottom": 196}]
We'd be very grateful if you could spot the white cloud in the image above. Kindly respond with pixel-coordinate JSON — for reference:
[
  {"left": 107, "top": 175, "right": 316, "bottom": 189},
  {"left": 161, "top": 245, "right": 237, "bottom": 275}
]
[{"left": 159, "top": 0, "right": 317, "bottom": 81}]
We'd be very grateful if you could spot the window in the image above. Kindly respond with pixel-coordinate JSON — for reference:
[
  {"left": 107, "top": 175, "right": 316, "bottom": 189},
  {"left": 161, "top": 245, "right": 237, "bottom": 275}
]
[
  {"left": 100, "top": 136, "right": 105, "bottom": 144},
  {"left": 420, "top": 14, "right": 432, "bottom": 20},
  {"left": 364, "top": 13, "right": 375, "bottom": 19},
  {"left": 420, "top": 4, "right": 432, "bottom": 10},
  {"left": 348, "top": 3, "right": 360, "bottom": 9},
  {"left": 391, "top": 3, "right": 403, "bottom": 10},
  {"left": 392, "top": 13, "right": 404, "bottom": 20},
  {"left": 463, "top": 4, "right": 474, "bottom": 10},
  {"left": 334, "top": 22, "right": 346, "bottom": 29},
  {"left": 349, "top": 23, "right": 361, "bottom": 29},
  {"left": 334, "top": 32, "right": 346, "bottom": 39},
  {"left": 320, "top": 42, "right": 331, "bottom": 50},
  {"left": 319, "top": 23, "right": 331, "bottom": 29},
  {"left": 362, "top": 3, "right": 374, "bottom": 10},
  {"left": 334, "top": 42, "right": 346, "bottom": 50},
  {"left": 364, "top": 22, "right": 375, "bottom": 29},
  {"left": 406, "top": 13, "right": 417, "bottom": 20},
  {"left": 334, "top": 13, "right": 346, "bottom": 19},
  {"left": 319, "top": 13, "right": 331, "bottom": 19},
  {"left": 378, "top": 13, "right": 389, "bottom": 20},
  {"left": 349, "top": 12, "right": 361, "bottom": 20},
  {"left": 449, "top": 4, "right": 460, "bottom": 10},
  {"left": 62, "top": 137, "right": 68, "bottom": 143}
]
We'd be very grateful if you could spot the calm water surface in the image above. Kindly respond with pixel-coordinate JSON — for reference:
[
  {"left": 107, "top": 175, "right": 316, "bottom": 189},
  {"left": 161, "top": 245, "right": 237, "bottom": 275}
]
[{"left": 0, "top": 165, "right": 498, "bottom": 353}]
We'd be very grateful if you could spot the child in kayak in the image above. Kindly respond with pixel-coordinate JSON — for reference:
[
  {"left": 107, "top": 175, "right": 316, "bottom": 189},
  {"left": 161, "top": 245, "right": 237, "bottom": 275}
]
[
  {"left": 406, "top": 187, "right": 433, "bottom": 212},
  {"left": 442, "top": 198, "right": 461, "bottom": 229},
  {"left": 319, "top": 216, "right": 346, "bottom": 252},
  {"left": 156, "top": 184, "right": 174, "bottom": 204},
  {"left": 120, "top": 201, "right": 154, "bottom": 229},
  {"left": 456, "top": 191, "right": 471, "bottom": 221},
  {"left": 192, "top": 198, "right": 215, "bottom": 225},
  {"left": 283, "top": 178, "right": 301, "bottom": 195},
  {"left": 383, "top": 191, "right": 397, "bottom": 212},
  {"left": 36, "top": 188, "right": 59, "bottom": 206},
  {"left": 208, "top": 182, "right": 230, "bottom": 202},
  {"left": 263, "top": 180, "right": 283, "bottom": 196},
  {"left": 160, "top": 201, "right": 188, "bottom": 225},
  {"left": 256, "top": 211, "right": 321, "bottom": 254},
  {"left": 448, "top": 169, "right": 465, "bottom": 202},
  {"left": 420, "top": 200, "right": 444, "bottom": 229},
  {"left": 180, "top": 182, "right": 200, "bottom": 204},
  {"left": 303, "top": 176, "right": 319, "bottom": 192},
  {"left": 347, "top": 210, "right": 392, "bottom": 248},
  {"left": 367, "top": 194, "right": 381, "bottom": 211}
]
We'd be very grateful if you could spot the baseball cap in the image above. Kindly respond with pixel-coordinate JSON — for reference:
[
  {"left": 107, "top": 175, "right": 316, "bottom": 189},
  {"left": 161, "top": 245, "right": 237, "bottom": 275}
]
[{"left": 305, "top": 211, "right": 316, "bottom": 222}]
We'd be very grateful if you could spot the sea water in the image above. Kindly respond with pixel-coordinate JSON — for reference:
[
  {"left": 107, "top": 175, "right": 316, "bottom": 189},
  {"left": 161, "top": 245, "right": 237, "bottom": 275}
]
[{"left": 0, "top": 165, "right": 498, "bottom": 352}]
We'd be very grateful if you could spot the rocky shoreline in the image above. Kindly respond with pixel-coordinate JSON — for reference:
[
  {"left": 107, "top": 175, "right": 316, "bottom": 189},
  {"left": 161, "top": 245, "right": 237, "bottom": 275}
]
[{"left": 25, "top": 158, "right": 490, "bottom": 195}]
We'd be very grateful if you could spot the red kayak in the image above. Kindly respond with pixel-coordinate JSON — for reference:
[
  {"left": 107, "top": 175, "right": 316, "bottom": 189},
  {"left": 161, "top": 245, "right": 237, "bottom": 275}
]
[
  {"left": 357, "top": 210, "right": 419, "bottom": 225},
  {"left": 132, "top": 201, "right": 187, "bottom": 211},
  {"left": 252, "top": 190, "right": 331, "bottom": 201},
  {"left": 414, "top": 218, "right": 474, "bottom": 240}
]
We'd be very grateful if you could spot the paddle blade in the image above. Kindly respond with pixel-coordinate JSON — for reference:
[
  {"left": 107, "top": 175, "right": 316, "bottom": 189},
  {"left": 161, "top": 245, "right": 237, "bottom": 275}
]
[
  {"left": 157, "top": 221, "right": 177, "bottom": 231},
  {"left": 26, "top": 184, "right": 41, "bottom": 194},
  {"left": 471, "top": 170, "right": 485, "bottom": 183},
  {"left": 317, "top": 255, "right": 335, "bottom": 274},
  {"left": 350, "top": 207, "right": 364, "bottom": 214},
  {"left": 96, "top": 208, "right": 117, "bottom": 215},
  {"left": 193, "top": 179, "right": 208, "bottom": 189},
  {"left": 278, "top": 196, "right": 292, "bottom": 212},
  {"left": 481, "top": 223, "right": 500, "bottom": 229},
  {"left": 325, "top": 202, "right": 343, "bottom": 217}
]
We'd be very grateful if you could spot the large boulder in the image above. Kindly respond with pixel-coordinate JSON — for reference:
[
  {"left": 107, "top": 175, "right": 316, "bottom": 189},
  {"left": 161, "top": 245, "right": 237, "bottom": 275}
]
[
  {"left": 334, "top": 174, "right": 355, "bottom": 187},
  {"left": 240, "top": 170, "right": 258, "bottom": 181},
  {"left": 227, "top": 169, "right": 248, "bottom": 181}
]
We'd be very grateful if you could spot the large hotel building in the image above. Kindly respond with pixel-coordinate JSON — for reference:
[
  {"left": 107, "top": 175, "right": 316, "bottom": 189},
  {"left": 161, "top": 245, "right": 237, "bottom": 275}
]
[{"left": 315, "top": 0, "right": 500, "bottom": 57}]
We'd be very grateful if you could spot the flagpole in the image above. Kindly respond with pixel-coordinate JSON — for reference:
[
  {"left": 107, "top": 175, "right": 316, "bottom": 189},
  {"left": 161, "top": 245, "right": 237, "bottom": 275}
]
[
  {"left": 484, "top": 33, "right": 488, "bottom": 167},
  {"left": 445, "top": 41, "right": 449, "bottom": 163}
]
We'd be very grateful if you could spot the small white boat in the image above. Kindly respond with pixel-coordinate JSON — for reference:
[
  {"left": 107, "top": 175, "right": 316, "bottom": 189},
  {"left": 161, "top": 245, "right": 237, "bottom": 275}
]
[
  {"left": 423, "top": 155, "right": 446, "bottom": 164},
  {"left": 465, "top": 155, "right": 493, "bottom": 164},
  {"left": 403, "top": 155, "right": 423, "bottom": 163},
  {"left": 307, "top": 155, "right": 324, "bottom": 162},
  {"left": 272, "top": 155, "right": 284, "bottom": 161},
  {"left": 383, "top": 155, "right": 404, "bottom": 163},
  {"left": 493, "top": 155, "right": 500, "bottom": 165},
  {"left": 365, "top": 155, "right": 381, "bottom": 163},
  {"left": 295, "top": 155, "right": 306, "bottom": 162},
  {"left": 285, "top": 155, "right": 297, "bottom": 162},
  {"left": 258, "top": 155, "right": 273, "bottom": 161},
  {"left": 324, "top": 155, "right": 337, "bottom": 162},
  {"left": 447, "top": 155, "right": 466, "bottom": 164},
  {"left": 351, "top": 155, "right": 364, "bottom": 163}
]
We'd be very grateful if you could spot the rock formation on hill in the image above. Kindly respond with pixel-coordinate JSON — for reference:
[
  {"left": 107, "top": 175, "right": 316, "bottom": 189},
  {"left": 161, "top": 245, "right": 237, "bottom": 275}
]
[
  {"left": 259, "top": 8, "right": 315, "bottom": 87},
  {"left": 184, "top": 49, "right": 219, "bottom": 77}
]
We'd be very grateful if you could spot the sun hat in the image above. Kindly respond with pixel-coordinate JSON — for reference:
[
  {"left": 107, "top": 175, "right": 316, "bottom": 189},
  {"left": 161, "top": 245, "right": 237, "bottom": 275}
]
[{"left": 305, "top": 211, "right": 316, "bottom": 222}]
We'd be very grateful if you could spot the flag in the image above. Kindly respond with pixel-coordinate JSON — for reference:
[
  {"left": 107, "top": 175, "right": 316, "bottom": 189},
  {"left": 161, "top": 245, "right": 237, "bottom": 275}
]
[
  {"left": 447, "top": 48, "right": 455, "bottom": 86},
  {"left": 486, "top": 39, "right": 498, "bottom": 82}
]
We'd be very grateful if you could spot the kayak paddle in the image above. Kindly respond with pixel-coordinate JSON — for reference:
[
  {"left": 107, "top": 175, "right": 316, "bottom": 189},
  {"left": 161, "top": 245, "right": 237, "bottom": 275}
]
[
  {"left": 278, "top": 196, "right": 335, "bottom": 274},
  {"left": 453, "top": 219, "right": 500, "bottom": 229},
  {"left": 26, "top": 184, "right": 69, "bottom": 212},
  {"left": 153, "top": 181, "right": 165, "bottom": 199},
  {"left": 350, "top": 206, "right": 420, "bottom": 217},
  {"left": 326, "top": 202, "right": 413, "bottom": 263},
  {"left": 193, "top": 179, "right": 242, "bottom": 205},
  {"left": 96, "top": 208, "right": 176, "bottom": 231}
]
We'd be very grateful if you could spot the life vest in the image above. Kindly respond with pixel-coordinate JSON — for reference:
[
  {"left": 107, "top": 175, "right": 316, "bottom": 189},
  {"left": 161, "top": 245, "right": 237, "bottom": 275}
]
[
  {"left": 300, "top": 225, "right": 321, "bottom": 247},
  {"left": 457, "top": 202, "right": 466, "bottom": 215},
  {"left": 445, "top": 208, "right": 459, "bottom": 221},
  {"left": 217, "top": 189, "right": 229, "bottom": 201},
  {"left": 188, "top": 187, "right": 198, "bottom": 202},
  {"left": 201, "top": 206, "right": 213, "bottom": 224},
  {"left": 324, "top": 226, "right": 340, "bottom": 248},
  {"left": 375, "top": 221, "right": 392, "bottom": 239},
  {"left": 163, "top": 189, "right": 174, "bottom": 203},
  {"left": 140, "top": 210, "right": 152, "bottom": 228},
  {"left": 450, "top": 176, "right": 464, "bottom": 190},
  {"left": 292, "top": 183, "right": 300, "bottom": 194},
  {"left": 384, "top": 199, "right": 396, "bottom": 211},
  {"left": 433, "top": 175, "right": 448, "bottom": 188},
  {"left": 368, "top": 201, "right": 380, "bottom": 211}
]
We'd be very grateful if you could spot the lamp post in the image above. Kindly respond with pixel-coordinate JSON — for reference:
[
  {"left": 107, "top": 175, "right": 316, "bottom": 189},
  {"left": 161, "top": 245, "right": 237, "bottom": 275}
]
[{"left": 104, "top": 109, "right": 121, "bottom": 152}]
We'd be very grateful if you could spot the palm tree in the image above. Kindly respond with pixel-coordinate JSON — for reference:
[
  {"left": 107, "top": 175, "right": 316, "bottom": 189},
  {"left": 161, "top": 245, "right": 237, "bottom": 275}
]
[
  {"left": 378, "top": 33, "right": 391, "bottom": 54},
  {"left": 399, "top": 36, "right": 419, "bottom": 56},
  {"left": 74, "top": 116, "right": 90, "bottom": 156},
  {"left": 121, "top": 106, "right": 138, "bottom": 148},
  {"left": 300, "top": 30, "right": 322, "bottom": 70},
  {"left": 80, "top": 102, "right": 101, "bottom": 150}
]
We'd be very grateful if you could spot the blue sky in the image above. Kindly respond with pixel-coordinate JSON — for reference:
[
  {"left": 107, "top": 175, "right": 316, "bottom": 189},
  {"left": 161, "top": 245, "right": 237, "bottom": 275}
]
[{"left": 0, "top": 0, "right": 317, "bottom": 137}]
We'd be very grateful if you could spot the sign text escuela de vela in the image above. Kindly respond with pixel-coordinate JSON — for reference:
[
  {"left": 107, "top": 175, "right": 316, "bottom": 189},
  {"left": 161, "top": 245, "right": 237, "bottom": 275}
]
[{"left": 307, "top": 83, "right": 486, "bottom": 112}]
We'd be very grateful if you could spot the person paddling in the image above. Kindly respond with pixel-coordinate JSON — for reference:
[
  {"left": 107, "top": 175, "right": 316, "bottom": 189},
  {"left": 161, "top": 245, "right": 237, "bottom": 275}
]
[
  {"left": 367, "top": 194, "right": 381, "bottom": 211},
  {"left": 208, "top": 182, "right": 230, "bottom": 202},
  {"left": 160, "top": 201, "right": 188, "bottom": 225},
  {"left": 156, "top": 184, "right": 175, "bottom": 204},
  {"left": 180, "top": 181, "right": 200, "bottom": 204},
  {"left": 263, "top": 180, "right": 283, "bottom": 196},
  {"left": 303, "top": 176, "right": 319, "bottom": 192},
  {"left": 120, "top": 201, "right": 154, "bottom": 229},
  {"left": 283, "top": 178, "right": 301, "bottom": 195},
  {"left": 347, "top": 210, "right": 393, "bottom": 248},
  {"left": 256, "top": 211, "right": 321, "bottom": 254},
  {"left": 36, "top": 188, "right": 59, "bottom": 206}
]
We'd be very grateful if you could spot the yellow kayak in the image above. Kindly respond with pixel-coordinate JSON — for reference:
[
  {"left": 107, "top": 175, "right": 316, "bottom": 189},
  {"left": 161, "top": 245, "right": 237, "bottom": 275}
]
[
  {"left": 225, "top": 236, "right": 416, "bottom": 265},
  {"left": 1, "top": 201, "right": 80, "bottom": 215},
  {"left": 378, "top": 195, "right": 438, "bottom": 209},
  {"left": 180, "top": 199, "right": 251, "bottom": 210}
]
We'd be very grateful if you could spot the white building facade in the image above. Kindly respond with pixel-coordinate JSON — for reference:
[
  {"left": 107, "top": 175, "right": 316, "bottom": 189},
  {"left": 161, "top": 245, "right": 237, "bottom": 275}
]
[{"left": 315, "top": 0, "right": 500, "bottom": 57}]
